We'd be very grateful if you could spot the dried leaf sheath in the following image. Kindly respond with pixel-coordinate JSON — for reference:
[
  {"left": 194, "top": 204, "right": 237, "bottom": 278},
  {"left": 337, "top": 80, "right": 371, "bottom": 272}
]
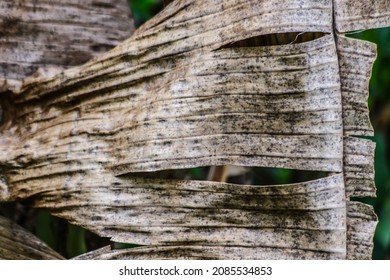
[
  {"left": 334, "top": 0, "right": 390, "bottom": 32},
  {"left": 0, "top": 0, "right": 134, "bottom": 83},
  {"left": 346, "top": 201, "right": 377, "bottom": 259},
  {"left": 332, "top": 0, "right": 389, "bottom": 258},
  {"left": 335, "top": 35, "right": 377, "bottom": 249},
  {"left": 35, "top": 175, "right": 346, "bottom": 255},
  {"left": 0, "top": 0, "right": 389, "bottom": 259},
  {"left": 74, "top": 244, "right": 341, "bottom": 260},
  {"left": 337, "top": 35, "right": 376, "bottom": 137},
  {"left": 0, "top": 1, "right": 338, "bottom": 201},
  {"left": 0, "top": 215, "right": 64, "bottom": 260}
]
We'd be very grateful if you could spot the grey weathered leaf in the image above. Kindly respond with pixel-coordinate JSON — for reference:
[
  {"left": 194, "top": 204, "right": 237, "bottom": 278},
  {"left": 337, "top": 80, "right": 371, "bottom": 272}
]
[
  {"left": 344, "top": 137, "right": 376, "bottom": 198},
  {"left": 335, "top": 0, "right": 390, "bottom": 32},
  {"left": 34, "top": 175, "right": 346, "bottom": 257},
  {"left": 0, "top": 0, "right": 134, "bottom": 84},
  {"left": 0, "top": 0, "right": 385, "bottom": 259},
  {"left": 74, "top": 245, "right": 344, "bottom": 260},
  {"left": 337, "top": 35, "right": 376, "bottom": 137},
  {"left": 346, "top": 201, "right": 377, "bottom": 260}
]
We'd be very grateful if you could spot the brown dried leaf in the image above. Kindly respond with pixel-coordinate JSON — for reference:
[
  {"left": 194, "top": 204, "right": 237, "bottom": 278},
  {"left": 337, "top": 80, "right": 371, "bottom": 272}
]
[
  {"left": 0, "top": 0, "right": 385, "bottom": 259},
  {"left": 0, "top": 215, "right": 63, "bottom": 260}
]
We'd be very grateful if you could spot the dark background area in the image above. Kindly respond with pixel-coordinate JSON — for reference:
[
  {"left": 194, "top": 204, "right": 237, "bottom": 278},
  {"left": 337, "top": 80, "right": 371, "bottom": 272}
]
[{"left": 0, "top": 0, "right": 389, "bottom": 259}]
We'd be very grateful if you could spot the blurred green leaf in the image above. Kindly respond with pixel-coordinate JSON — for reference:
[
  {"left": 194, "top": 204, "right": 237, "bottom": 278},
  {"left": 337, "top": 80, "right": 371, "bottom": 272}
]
[
  {"left": 35, "top": 210, "right": 57, "bottom": 250},
  {"left": 111, "top": 242, "right": 143, "bottom": 249},
  {"left": 66, "top": 224, "right": 87, "bottom": 258},
  {"left": 273, "top": 168, "right": 291, "bottom": 185},
  {"left": 190, "top": 168, "right": 204, "bottom": 180},
  {"left": 129, "top": 0, "right": 162, "bottom": 26},
  {"left": 376, "top": 199, "right": 390, "bottom": 249}
]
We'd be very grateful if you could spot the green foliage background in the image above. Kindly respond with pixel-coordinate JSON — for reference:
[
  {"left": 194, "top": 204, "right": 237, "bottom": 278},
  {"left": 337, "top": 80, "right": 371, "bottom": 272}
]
[{"left": 0, "top": 0, "right": 388, "bottom": 259}]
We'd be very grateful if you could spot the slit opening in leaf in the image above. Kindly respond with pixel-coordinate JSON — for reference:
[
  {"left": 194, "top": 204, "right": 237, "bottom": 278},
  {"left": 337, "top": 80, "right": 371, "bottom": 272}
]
[
  {"left": 111, "top": 242, "right": 144, "bottom": 250},
  {"left": 221, "top": 32, "right": 328, "bottom": 48},
  {"left": 349, "top": 135, "right": 374, "bottom": 140},
  {"left": 122, "top": 166, "right": 329, "bottom": 186}
]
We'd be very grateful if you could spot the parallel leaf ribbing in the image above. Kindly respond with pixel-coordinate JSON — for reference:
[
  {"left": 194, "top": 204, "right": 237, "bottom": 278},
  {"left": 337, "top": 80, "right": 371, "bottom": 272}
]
[
  {"left": 0, "top": 0, "right": 389, "bottom": 259},
  {"left": 0, "top": 215, "right": 64, "bottom": 260},
  {"left": 0, "top": 0, "right": 134, "bottom": 82}
]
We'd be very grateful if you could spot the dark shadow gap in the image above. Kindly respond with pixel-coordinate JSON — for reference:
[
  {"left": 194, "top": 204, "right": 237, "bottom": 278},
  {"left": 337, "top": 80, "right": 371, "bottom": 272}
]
[
  {"left": 221, "top": 32, "right": 328, "bottom": 48},
  {"left": 349, "top": 135, "right": 375, "bottom": 140},
  {"left": 163, "top": 0, "right": 174, "bottom": 7},
  {"left": 111, "top": 242, "right": 144, "bottom": 250},
  {"left": 122, "top": 166, "right": 329, "bottom": 186},
  {"left": 0, "top": 90, "right": 15, "bottom": 131}
]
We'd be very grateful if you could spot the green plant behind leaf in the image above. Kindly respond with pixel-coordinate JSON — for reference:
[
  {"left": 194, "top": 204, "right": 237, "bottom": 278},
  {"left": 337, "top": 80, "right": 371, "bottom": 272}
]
[{"left": 129, "top": 0, "right": 163, "bottom": 26}]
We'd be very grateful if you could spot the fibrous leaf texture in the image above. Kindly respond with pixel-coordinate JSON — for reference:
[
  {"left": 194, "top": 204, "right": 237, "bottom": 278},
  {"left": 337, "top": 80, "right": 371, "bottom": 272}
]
[
  {"left": 0, "top": 215, "right": 64, "bottom": 260},
  {"left": 0, "top": 0, "right": 388, "bottom": 259}
]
